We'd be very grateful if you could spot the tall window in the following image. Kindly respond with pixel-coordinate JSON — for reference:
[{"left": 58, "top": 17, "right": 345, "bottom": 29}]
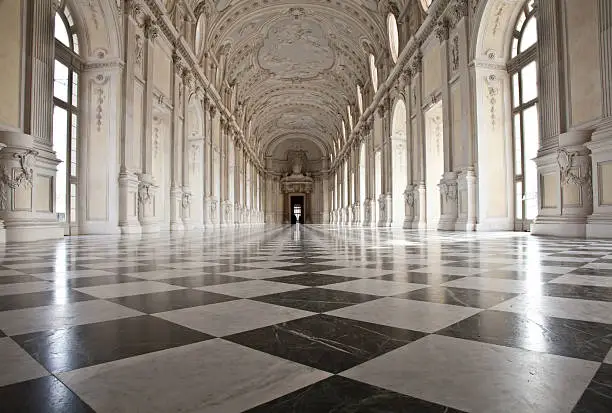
[
  {"left": 53, "top": 3, "right": 81, "bottom": 234},
  {"left": 369, "top": 54, "right": 378, "bottom": 93},
  {"left": 387, "top": 13, "right": 399, "bottom": 63},
  {"left": 357, "top": 85, "right": 364, "bottom": 114},
  {"left": 509, "top": 0, "right": 538, "bottom": 231},
  {"left": 420, "top": 0, "right": 433, "bottom": 12},
  {"left": 195, "top": 15, "right": 205, "bottom": 56}
]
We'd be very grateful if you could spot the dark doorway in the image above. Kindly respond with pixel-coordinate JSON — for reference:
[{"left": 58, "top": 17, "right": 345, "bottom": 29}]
[{"left": 290, "top": 196, "right": 304, "bottom": 225}]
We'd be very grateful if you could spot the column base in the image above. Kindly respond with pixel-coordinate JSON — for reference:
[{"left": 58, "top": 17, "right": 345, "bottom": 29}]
[
  {"left": 4, "top": 219, "right": 64, "bottom": 242},
  {"left": 454, "top": 217, "right": 476, "bottom": 232},
  {"left": 532, "top": 216, "right": 587, "bottom": 238},
  {"left": 587, "top": 214, "right": 612, "bottom": 239},
  {"left": 170, "top": 222, "right": 185, "bottom": 231},
  {"left": 141, "top": 222, "right": 160, "bottom": 234}
]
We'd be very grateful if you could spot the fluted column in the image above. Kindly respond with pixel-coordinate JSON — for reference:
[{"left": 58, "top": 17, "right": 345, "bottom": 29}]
[{"left": 170, "top": 56, "right": 185, "bottom": 232}]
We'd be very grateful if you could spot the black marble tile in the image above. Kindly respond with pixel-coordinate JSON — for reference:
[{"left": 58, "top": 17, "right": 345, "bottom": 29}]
[
  {"left": 542, "top": 283, "right": 612, "bottom": 302},
  {"left": 275, "top": 264, "right": 344, "bottom": 273},
  {"left": 378, "top": 272, "right": 465, "bottom": 285},
  {"left": 227, "top": 314, "right": 425, "bottom": 373},
  {"left": 245, "top": 375, "right": 465, "bottom": 413},
  {"left": 50, "top": 274, "right": 145, "bottom": 288},
  {"left": 0, "top": 290, "right": 95, "bottom": 312},
  {"left": 0, "top": 274, "right": 47, "bottom": 285},
  {"left": 20, "top": 265, "right": 89, "bottom": 275},
  {"left": 436, "top": 310, "right": 612, "bottom": 362},
  {"left": 200, "top": 264, "right": 254, "bottom": 274},
  {"left": 254, "top": 288, "right": 380, "bottom": 312},
  {"left": 539, "top": 260, "right": 583, "bottom": 268},
  {"left": 573, "top": 363, "right": 612, "bottom": 413},
  {"left": 0, "top": 329, "right": 5, "bottom": 337},
  {"left": 475, "top": 269, "right": 561, "bottom": 282},
  {"left": 0, "top": 375, "right": 94, "bottom": 413},
  {"left": 108, "top": 289, "right": 237, "bottom": 313},
  {"left": 267, "top": 273, "right": 359, "bottom": 287},
  {"left": 570, "top": 267, "right": 612, "bottom": 276},
  {"left": 363, "top": 263, "right": 423, "bottom": 271},
  {"left": 156, "top": 273, "right": 251, "bottom": 287},
  {"left": 396, "top": 286, "right": 518, "bottom": 308},
  {"left": 13, "top": 315, "right": 212, "bottom": 372}
]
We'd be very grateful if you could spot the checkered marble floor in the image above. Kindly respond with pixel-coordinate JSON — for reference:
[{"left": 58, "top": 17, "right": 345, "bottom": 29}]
[{"left": 1, "top": 225, "right": 612, "bottom": 412}]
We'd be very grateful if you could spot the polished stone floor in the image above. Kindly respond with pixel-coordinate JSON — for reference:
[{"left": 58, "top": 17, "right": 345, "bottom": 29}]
[{"left": 1, "top": 225, "right": 612, "bottom": 412}]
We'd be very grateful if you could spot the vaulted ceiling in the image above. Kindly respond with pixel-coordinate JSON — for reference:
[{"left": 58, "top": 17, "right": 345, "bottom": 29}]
[{"left": 192, "top": 0, "right": 402, "bottom": 159}]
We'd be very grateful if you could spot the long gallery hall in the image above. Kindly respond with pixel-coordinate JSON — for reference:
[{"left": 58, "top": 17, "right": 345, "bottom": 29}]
[{"left": 0, "top": 0, "right": 611, "bottom": 412}]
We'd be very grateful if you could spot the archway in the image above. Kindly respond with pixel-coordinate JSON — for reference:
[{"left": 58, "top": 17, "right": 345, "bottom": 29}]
[
  {"left": 359, "top": 142, "right": 366, "bottom": 224},
  {"left": 186, "top": 97, "right": 205, "bottom": 228},
  {"left": 472, "top": 0, "right": 536, "bottom": 231},
  {"left": 425, "top": 103, "right": 444, "bottom": 229},
  {"left": 391, "top": 99, "right": 408, "bottom": 227}
]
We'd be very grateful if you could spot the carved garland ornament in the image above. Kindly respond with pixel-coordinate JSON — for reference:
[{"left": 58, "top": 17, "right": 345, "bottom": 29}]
[
  {"left": 137, "top": 182, "right": 154, "bottom": 205},
  {"left": 0, "top": 150, "right": 38, "bottom": 210},
  {"left": 557, "top": 149, "right": 593, "bottom": 200},
  {"left": 181, "top": 192, "right": 192, "bottom": 209}
]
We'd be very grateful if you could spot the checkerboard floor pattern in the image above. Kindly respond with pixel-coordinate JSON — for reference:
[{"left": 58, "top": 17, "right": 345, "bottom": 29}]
[{"left": 1, "top": 225, "right": 612, "bottom": 412}]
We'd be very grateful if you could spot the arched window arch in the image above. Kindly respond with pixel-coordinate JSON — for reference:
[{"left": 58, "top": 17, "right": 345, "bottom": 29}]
[
  {"left": 53, "top": 2, "right": 81, "bottom": 234},
  {"left": 357, "top": 85, "right": 364, "bottom": 114},
  {"left": 420, "top": 0, "right": 433, "bottom": 12},
  {"left": 347, "top": 105, "right": 353, "bottom": 130},
  {"left": 387, "top": 13, "right": 399, "bottom": 63},
  {"left": 195, "top": 14, "right": 206, "bottom": 56},
  {"left": 369, "top": 54, "right": 378, "bottom": 93},
  {"left": 509, "top": 0, "right": 538, "bottom": 230}
]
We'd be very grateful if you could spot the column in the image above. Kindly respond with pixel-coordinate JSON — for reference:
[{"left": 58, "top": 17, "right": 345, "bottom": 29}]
[
  {"left": 170, "top": 56, "right": 185, "bottom": 232},
  {"left": 202, "top": 98, "right": 212, "bottom": 227},
  {"left": 137, "top": 19, "right": 159, "bottom": 234},
  {"left": 436, "top": 19, "right": 459, "bottom": 231}
]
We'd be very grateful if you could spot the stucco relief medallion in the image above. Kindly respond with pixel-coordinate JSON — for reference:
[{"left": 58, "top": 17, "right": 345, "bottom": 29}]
[{"left": 257, "top": 17, "right": 335, "bottom": 80}]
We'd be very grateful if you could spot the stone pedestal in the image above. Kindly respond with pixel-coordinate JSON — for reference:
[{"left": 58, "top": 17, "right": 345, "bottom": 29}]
[
  {"left": 455, "top": 168, "right": 477, "bottom": 231},
  {"left": 438, "top": 172, "right": 459, "bottom": 231},
  {"left": 363, "top": 199, "right": 372, "bottom": 227},
  {"left": 385, "top": 194, "right": 393, "bottom": 227},
  {"left": 119, "top": 170, "right": 141, "bottom": 234},
  {"left": 586, "top": 122, "right": 612, "bottom": 238},
  {"left": 170, "top": 186, "right": 184, "bottom": 232},
  {"left": 138, "top": 174, "right": 159, "bottom": 234},
  {"left": 417, "top": 182, "right": 427, "bottom": 230},
  {"left": 0, "top": 131, "right": 63, "bottom": 242},
  {"left": 403, "top": 185, "right": 416, "bottom": 229},
  {"left": 533, "top": 131, "right": 593, "bottom": 238},
  {"left": 181, "top": 190, "right": 192, "bottom": 230}
]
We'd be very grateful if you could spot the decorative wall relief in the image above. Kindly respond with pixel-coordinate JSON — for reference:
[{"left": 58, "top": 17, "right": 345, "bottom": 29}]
[
  {"left": 257, "top": 14, "right": 335, "bottom": 80},
  {"left": 557, "top": 148, "right": 593, "bottom": 200},
  {"left": 181, "top": 192, "right": 191, "bottom": 209},
  {"left": 439, "top": 182, "right": 458, "bottom": 201},
  {"left": 135, "top": 34, "right": 144, "bottom": 67},
  {"left": 451, "top": 35, "right": 460, "bottom": 72},
  {"left": 485, "top": 74, "right": 499, "bottom": 130},
  {"left": 0, "top": 150, "right": 38, "bottom": 210},
  {"left": 404, "top": 187, "right": 415, "bottom": 207},
  {"left": 137, "top": 182, "right": 154, "bottom": 205},
  {"left": 95, "top": 87, "right": 105, "bottom": 132}
]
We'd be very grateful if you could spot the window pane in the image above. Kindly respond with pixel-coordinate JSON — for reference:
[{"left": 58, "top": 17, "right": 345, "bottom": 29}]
[
  {"left": 54, "top": 13, "right": 70, "bottom": 47},
  {"left": 388, "top": 13, "right": 399, "bottom": 63},
  {"left": 370, "top": 54, "right": 378, "bottom": 93},
  {"left": 514, "top": 113, "right": 522, "bottom": 175},
  {"left": 511, "top": 37, "right": 519, "bottom": 58},
  {"left": 72, "top": 34, "right": 79, "bottom": 54},
  {"left": 523, "top": 105, "right": 539, "bottom": 220},
  {"left": 357, "top": 85, "right": 363, "bottom": 114},
  {"left": 70, "top": 183, "right": 77, "bottom": 223},
  {"left": 54, "top": 60, "right": 69, "bottom": 102},
  {"left": 53, "top": 106, "right": 68, "bottom": 222},
  {"left": 512, "top": 73, "right": 520, "bottom": 108},
  {"left": 71, "top": 113, "right": 78, "bottom": 177},
  {"left": 515, "top": 181, "right": 523, "bottom": 220},
  {"left": 71, "top": 72, "right": 79, "bottom": 108},
  {"left": 521, "top": 61, "right": 538, "bottom": 104},
  {"left": 520, "top": 17, "right": 537, "bottom": 53}
]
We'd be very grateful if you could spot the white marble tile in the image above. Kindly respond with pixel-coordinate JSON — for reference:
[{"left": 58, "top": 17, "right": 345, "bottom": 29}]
[
  {"left": 321, "top": 279, "right": 428, "bottom": 296},
  {"left": 59, "top": 339, "right": 329, "bottom": 413},
  {"left": 492, "top": 295, "right": 612, "bottom": 324},
  {"left": 584, "top": 262, "right": 612, "bottom": 270},
  {"left": 315, "top": 267, "right": 393, "bottom": 279},
  {"left": 155, "top": 299, "right": 314, "bottom": 336},
  {"left": 0, "top": 300, "right": 142, "bottom": 336},
  {"left": 0, "top": 281, "right": 54, "bottom": 296},
  {"left": 550, "top": 273, "right": 612, "bottom": 287},
  {"left": 326, "top": 297, "right": 481, "bottom": 333},
  {"left": 196, "top": 280, "right": 308, "bottom": 298},
  {"left": 74, "top": 281, "right": 185, "bottom": 299},
  {"left": 441, "top": 277, "right": 541, "bottom": 294},
  {"left": 5, "top": 262, "right": 58, "bottom": 269},
  {"left": 605, "top": 347, "right": 612, "bottom": 364},
  {"left": 0, "top": 269, "right": 27, "bottom": 276},
  {"left": 160, "top": 261, "right": 222, "bottom": 269},
  {"left": 342, "top": 334, "right": 598, "bottom": 413},
  {"left": 0, "top": 337, "right": 49, "bottom": 387},
  {"left": 125, "top": 269, "right": 205, "bottom": 281},
  {"left": 498, "top": 265, "right": 575, "bottom": 274},
  {"left": 218, "top": 269, "right": 304, "bottom": 280}
]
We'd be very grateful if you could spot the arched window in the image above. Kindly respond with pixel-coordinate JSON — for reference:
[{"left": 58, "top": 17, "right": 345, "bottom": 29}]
[
  {"left": 53, "top": 2, "right": 81, "bottom": 234},
  {"left": 341, "top": 120, "right": 347, "bottom": 142},
  {"left": 195, "top": 15, "right": 205, "bottom": 56},
  {"left": 369, "top": 54, "right": 378, "bottom": 93},
  {"left": 420, "top": 0, "right": 433, "bottom": 12},
  {"left": 357, "top": 85, "right": 364, "bottom": 114},
  {"left": 509, "top": 0, "right": 538, "bottom": 230},
  {"left": 387, "top": 13, "right": 399, "bottom": 63},
  {"left": 347, "top": 105, "right": 353, "bottom": 130}
]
